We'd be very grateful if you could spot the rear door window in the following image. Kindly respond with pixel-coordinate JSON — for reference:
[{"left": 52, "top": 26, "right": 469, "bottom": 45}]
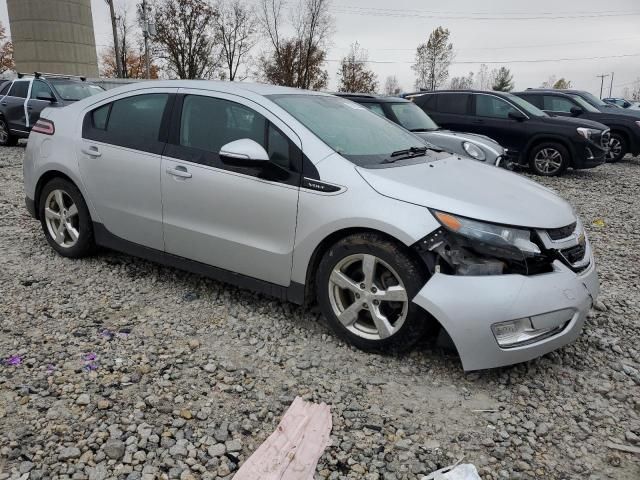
[
  {"left": 437, "top": 93, "right": 469, "bottom": 114},
  {"left": 0, "top": 82, "right": 11, "bottom": 96},
  {"left": 83, "top": 93, "right": 170, "bottom": 154},
  {"left": 517, "top": 94, "right": 544, "bottom": 109},
  {"left": 475, "top": 95, "right": 519, "bottom": 119},
  {"left": 8, "top": 81, "right": 29, "bottom": 98},
  {"left": 362, "top": 103, "right": 385, "bottom": 116}
]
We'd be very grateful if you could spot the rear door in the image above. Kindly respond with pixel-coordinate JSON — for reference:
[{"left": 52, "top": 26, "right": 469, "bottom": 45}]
[
  {"left": 540, "top": 94, "right": 578, "bottom": 118},
  {"left": 427, "top": 92, "right": 471, "bottom": 131},
  {"left": 78, "top": 89, "right": 176, "bottom": 250},
  {"left": 468, "top": 93, "right": 528, "bottom": 152},
  {"left": 2, "top": 80, "right": 30, "bottom": 133},
  {"left": 28, "top": 80, "right": 57, "bottom": 126}
]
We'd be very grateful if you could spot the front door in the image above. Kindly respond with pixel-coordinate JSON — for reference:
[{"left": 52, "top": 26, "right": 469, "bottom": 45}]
[
  {"left": 469, "top": 94, "right": 528, "bottom": 152},
  {"left": 161, "top": 90, "right": 301, "bottom": 286},
  {"left": 77, "top": 89, "right": 174, "bottom": 250},
  {"left": 3, "top": 80, "right": 30, "bottom": 133},
  {"left": 28, "top": 80, "right": 57, "bottom": 126}
]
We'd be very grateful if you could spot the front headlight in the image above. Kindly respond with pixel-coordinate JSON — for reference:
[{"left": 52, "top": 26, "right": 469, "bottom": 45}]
[
  {"left": 635, "top": 121, "right": 640, "bottom": 128},
  {"left": 576, "top": 127, "right": 601, "bottom": 139},
  {"left": 432, "top": 211, "right": 541, "bottom": 257},
  {"left": 462, "top": 141, "right": 486, "bottom": 160}
]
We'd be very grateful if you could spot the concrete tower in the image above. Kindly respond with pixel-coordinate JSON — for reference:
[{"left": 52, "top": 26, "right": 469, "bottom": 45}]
[{"left": 7, "top": 0, "right": 99, "bottom": 76}]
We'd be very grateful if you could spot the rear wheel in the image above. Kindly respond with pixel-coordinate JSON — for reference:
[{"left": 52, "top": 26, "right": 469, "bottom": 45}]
[
  {"left": 606, "top": 133, "right": 627, "bottom": 162},
  {"left": 0, "top": 118, "right": 17, "bottom": 146},
  {"left": 529, "top": 142, "right": 569, "bottom": 176},
  {"left": 39, "top": 178, "right": 96, "bottom": 258},
  {"left": 316, "top": 233, "right": 431, "bottom": 352}
]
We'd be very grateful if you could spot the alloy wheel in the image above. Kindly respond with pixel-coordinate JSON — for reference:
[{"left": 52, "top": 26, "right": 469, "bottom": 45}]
[
  {"left": 328, "top": 253, "right": 408, "bottom": 341},
  {"left": 607, "top": 137, "right": 622, "bottom": 161},
  {"left": 0, "top": 120, "right": 8, "bottom": 143},
  {"left": 44, "top": 189, "right": 80, "bottom": 248},
  {"left": 534, "top": 148, "right": 563, "bottom": 175}
]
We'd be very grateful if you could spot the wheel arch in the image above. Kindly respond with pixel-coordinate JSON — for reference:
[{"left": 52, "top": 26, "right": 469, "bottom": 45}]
[{"left": 34, "top": 170, "right": 80, "bottom": 220}]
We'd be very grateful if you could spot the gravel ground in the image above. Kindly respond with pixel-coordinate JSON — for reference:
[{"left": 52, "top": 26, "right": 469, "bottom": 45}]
[{"left": 0, "top": 144, "right": 639, "bottom": 480}]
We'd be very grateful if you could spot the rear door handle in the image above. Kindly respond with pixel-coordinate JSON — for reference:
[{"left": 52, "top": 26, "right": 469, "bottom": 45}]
[
  {"left": 1, "top": 102, "right": 7, "bottom": 106},
  {"left": 81, "top": 146, "right": 102, "bottom": 157},
  {"left": 166, "top": 166, "right": 192, "bottom": 178}
]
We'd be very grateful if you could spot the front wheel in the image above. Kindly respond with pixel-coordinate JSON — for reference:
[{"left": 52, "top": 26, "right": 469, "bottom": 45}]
[
  {"left": 606, "top": 133, "right": 627, "bottom": 163},
  {"left": 0, "top": 118, "right": 18, "bottom": 146},
  {"left": 529, "top": 142, "right": 569, "bottom": 176},
  {"left": 316, "top": 233, "right": 431, "bottom": 352}
]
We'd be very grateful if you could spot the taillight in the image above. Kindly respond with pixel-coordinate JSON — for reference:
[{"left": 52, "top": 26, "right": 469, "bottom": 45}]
[{"left": 32, "top": 118, "right": 55, "bottom": 135}]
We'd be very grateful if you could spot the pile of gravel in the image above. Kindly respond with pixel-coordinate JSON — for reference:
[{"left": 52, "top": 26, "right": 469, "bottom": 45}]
[{"left": 1, "top": 145, "right": 639, "bottom": 480}]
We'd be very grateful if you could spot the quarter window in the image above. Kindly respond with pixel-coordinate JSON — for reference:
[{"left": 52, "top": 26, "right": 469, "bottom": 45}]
[
  {"left": 31, "top": 80, "right": 55, "bottom": 100},
  {"left": 475, "top": 95, "right": 518, "bottom": 119},
  {"left": 543, "top": 95, "right": 575, "bottom": 113},
  {"left": 83, "top": 93, "right": 169, "bottom": 154},
  {"left": 437, "top": 93, "right": 469, "bottom": 114},
  {"left": 8, "top": 81, "right": 29, "bottom": 98},
  {"left": 0, "top": 82, "right": 10, "bottom": 96},
  {"left": 363, "top": 103, "right": 386, "bottom": 116}
]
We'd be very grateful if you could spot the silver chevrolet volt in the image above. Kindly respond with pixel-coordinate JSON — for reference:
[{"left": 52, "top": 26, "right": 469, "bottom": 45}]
[{"left": 23, "top": 81, "right": 599, "bottom": 370}]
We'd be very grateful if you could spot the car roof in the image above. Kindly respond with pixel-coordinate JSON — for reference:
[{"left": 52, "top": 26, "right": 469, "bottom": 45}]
[
  {"left": 334, "top": 92, "right": 409, "bottom": 103},
  {"left": 514, "top": 90, "right": 575, "bottom": 98},
  {"left": 406, "top": 89, "right": 510, "bottom": 96}
]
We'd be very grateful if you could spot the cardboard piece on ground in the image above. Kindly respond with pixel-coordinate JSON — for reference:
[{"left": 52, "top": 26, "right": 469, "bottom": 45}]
[
  {"left": 423, "top": 463, "right": 481, "bottom": 480},
  {"left": 233, "top": 396, "right": 332, "bottom": 480}
]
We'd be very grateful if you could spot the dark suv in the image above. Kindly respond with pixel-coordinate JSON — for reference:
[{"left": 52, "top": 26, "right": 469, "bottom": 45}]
[
  {"left": 514, "top": 90, "right": 640, "bottom": 162},
  {"left": 407, "top": 90, "right": 610, "bottom": 176},
  {"left": 0, "top": 73, "right": 104, "bottom": 146}
]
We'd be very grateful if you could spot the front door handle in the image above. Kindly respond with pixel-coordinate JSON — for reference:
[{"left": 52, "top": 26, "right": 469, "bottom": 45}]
[
  {"left": 1, "top": 102, "right": 7, "bottom": 106},
  {"left": 81, "top": 146, "right": 102, "bottom": 157},
  {"left": 166, "top": 166, "right": 192, "bottom": 178}
]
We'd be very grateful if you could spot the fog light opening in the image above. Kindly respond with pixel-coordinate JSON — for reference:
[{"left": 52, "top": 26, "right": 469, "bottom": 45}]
[{"left": 491, "top": 318, "right": 563, "bottom": 348}]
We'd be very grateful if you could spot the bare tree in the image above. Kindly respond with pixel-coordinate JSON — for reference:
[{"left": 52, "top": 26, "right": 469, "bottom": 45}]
[
  {"left": 384, "top": 75, "right": 401, "bottom": 96},
  {"left": 258, "top": 0, "right": 332, "bottom": 90},
  {"left": 152, "top": 0, "right": 218, "bottom": 79},
  {"left": 475, "top": 64, "right": 491, "bottom": 90},
  {"left": 540, "top": 75, "right": 556, "bottom": 88},
  {"left": 215, "top": 0, "right": 258, "bottom": 81},
  {"left": 449, "top": 71, "right": 474, "bottom": 90},
  {"left": 0, "top": 23, "right": 14, "bottom": 74},
  {"left": 337, "top": 42, "right": 377, "bottom": 93},
  {"left": 412, "top": 26, "right": 454, "bottom": 91}
]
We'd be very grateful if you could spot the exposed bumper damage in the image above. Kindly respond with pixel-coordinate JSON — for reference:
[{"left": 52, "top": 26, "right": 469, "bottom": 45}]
[{"left": 412, "top": 221, "right": 599, "bottom": 370}]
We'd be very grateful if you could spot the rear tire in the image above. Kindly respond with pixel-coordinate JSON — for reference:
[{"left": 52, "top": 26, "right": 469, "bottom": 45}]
[
  {"left": 0, "top": 118, "right": 18, "bottom": 146},
  {"left": 39, "top": 178, "right": 96, "bottom": 258},
  {"left": 529, "top": 142, "right": 569, "bottom": 176},
  {"left": 315, "top": 232, "right": 431, "bottom": 352},
  {"left": 606, "top": 133, "right": 627, "bottom": 163}
]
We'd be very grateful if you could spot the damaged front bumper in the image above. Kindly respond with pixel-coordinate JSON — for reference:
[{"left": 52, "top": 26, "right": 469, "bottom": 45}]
[{"left": 412, "top": 257, "right": 599, "bottom": 371}]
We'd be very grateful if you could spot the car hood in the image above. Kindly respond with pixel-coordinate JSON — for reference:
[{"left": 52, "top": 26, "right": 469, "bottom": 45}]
[
  {"left": 357, "top": 157, "right": 575, "bottom": 229},
  {"left": 415, "top": 130, "right": 503, "bottom": 150},
  {"left": 541, "top": 115, "right": 609, "bottom": 130},
  {"left": 599, "top": 104, "right": 640, "bottom": 117}
]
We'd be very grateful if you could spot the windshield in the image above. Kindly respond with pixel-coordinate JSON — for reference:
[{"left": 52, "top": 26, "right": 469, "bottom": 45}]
[
  {"left": 388, "top": 102, "right": 439, "bottom": 131},
  {"left": 568, "top": 95, "right": 600, "bottom": 113},
  {"left": 503, "top": 93, "right": 548, "bottom": 117},
  {"left": 269, "top": 94, "right": 431, "bottom": 166},
  {"left": 51, "top": 81, "right": 104, "bottom": 101},
  {"left": 577, "top": 91, "right": 608, "bottom": 108}
]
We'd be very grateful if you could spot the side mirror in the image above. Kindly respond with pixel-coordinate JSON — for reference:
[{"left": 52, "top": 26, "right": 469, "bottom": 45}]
[
  {"left": 508, "top": 111, "right": 526, "bottom": 122},
  {"left": 623, "top": 101, "right": 631, "bottom": 108},
  {"left": 570, "top": 106, "right": 583, "bottom": 116},
  {"left": 36, "top": 94, "right": 56, "bottom": 103},
  {"left": 219, "top": 139, "right": 269, "bottom": 165}
]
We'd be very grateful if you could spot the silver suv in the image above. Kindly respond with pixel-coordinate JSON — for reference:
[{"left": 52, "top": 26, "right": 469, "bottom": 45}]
[{"left": 23, "top": 81, "right": 599, "bottom": 370}]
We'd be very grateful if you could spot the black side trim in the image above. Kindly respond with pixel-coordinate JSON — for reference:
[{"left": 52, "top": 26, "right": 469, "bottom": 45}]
[
  {"left": 93, "top": 223, "right": 305, "bottom": 305},
  {"left": 301, "top": 177, "right": 341, "bottom": 193}
]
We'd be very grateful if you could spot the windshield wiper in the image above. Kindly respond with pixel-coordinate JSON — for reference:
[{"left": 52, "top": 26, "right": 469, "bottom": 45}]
[{"left": 382, "top": 146, "right": 428, "bottom": 163}]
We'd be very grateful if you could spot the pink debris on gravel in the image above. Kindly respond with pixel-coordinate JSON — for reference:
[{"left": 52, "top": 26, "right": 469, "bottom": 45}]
[{"left": 233, "top": 396, "right": 332, "bottom": 480}]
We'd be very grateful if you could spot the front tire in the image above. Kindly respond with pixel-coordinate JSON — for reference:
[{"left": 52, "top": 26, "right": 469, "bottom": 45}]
[
  {"left": 529, "top": 142, "right": 569, "bottom": 176},
  {"left": 39, "top": 178, "right": 96, "bottom": 258},
  {"left": 316, "top": 233, "right": 431, "bottom": 352},
  {"left": 0, "top": 117, "right": 18, "bottom": 146},
  {"left": 606, "top": 133, "right": 627, "bottom": 163}
]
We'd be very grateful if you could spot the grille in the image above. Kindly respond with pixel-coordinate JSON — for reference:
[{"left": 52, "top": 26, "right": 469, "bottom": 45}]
[
  {"left": 547, "top": 222, "right": 577, "bottom": 240},
  {"left": 601, "top": 130, "right": 611, "bottom": 150},
  {"left": 561, "top": 244, "right": 586, "bottom": 264}
]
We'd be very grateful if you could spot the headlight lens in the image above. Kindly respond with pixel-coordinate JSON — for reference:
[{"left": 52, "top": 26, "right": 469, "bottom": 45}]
[
  {"left": 576, "top": 127, "right": 601, "bottom": 139},
  {"left": 635, "top": 121, "right": 640, "bottom": 128},
  {"left": 462, "top": 141, "right": 486, "bottom": 160},
  {"left": 433, "top": 211, "right": 541, "bottom": 257}
]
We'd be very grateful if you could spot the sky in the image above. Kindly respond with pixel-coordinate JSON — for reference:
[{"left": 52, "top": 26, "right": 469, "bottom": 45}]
[{"left": 1, "top": 0, "right": 639, "bottom": 97}]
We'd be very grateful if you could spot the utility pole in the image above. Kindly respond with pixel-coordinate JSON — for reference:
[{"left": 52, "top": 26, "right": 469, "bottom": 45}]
[
  {"left": 140, "top": 0, "right": 156, "bottom": 79},
  {"left": 106, "top": 0, "right": 123, "bottom": 78},
  {"left": 596, "top": 73, "right": 610, "bottom": 99},
  {"left": 609, "top": 72, "right": 615, "bottom": 97}
]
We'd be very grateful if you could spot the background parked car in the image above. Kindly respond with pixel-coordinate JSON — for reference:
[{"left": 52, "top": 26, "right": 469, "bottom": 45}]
[
  {"left": 530, "top": 89, "right": 640, "bottom": 119},
  {"left": 0, "top": 73, "right": 104, "bottom": 146},
  {"left": 603, "top": 97, "right": 633, "bottom": 109},
  {"left": 335, "top": 93, "right": 512, "bottom": 168},
  {"left": 515, "top": 90, "right": 640, "bottom": 162},
  {"left": 406, "top": 90, "right": 610, "bottom": 176}
]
